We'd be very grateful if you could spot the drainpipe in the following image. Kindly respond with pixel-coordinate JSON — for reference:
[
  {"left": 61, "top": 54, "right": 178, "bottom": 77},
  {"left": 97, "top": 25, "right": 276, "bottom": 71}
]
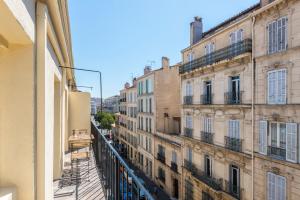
[{"left": 251, "top": 15, "right": 256, "bottom": 200}]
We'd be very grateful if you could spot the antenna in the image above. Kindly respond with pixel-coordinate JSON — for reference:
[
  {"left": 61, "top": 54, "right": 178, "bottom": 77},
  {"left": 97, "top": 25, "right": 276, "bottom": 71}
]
[{"left": 147, "top": 60, "right": 156, "bottom": 67}]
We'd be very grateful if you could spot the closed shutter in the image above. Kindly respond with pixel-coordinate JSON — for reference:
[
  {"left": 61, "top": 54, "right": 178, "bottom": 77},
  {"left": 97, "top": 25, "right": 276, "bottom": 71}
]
[
  {"left": 237, "top": 29, "right": 243, "bottom": 42},
  {"left": 259, "top": 121, "right": 268, "bottom": 155},
  {"left": 286, "top": 123, "right": 297, "bottom": 163},
  {"left": 277, "top": 69, "right": 286, "bottom": 104},
  {"left": 267, "top": 172, "right": 276, "bottom": 200},
  {"left": 278, "top": 17, "right": 287, "bottom": 51},
  {"left": 277, "top": 175, "right": 286, "bottom": 200},
  {"left": 268, "top": 71, "right": 276, "bottom": 104}
]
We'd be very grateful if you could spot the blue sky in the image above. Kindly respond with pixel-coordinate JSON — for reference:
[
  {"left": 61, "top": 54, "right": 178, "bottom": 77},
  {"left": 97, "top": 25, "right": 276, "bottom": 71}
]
[{"left": 69, "top": 0, "right": 259, "bottom": 98}]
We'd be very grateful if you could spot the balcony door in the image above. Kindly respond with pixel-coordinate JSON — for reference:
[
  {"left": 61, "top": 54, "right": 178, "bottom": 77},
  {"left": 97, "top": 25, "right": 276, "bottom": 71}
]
[
  {"left": 229, "top": 165, "right": 240, "bottom": 197},
  {"left": 204, "top": 81, "right": 212, "bottom": 103},
  {"left": 229, "top": 76, "right": 240, "bottom": 103}
]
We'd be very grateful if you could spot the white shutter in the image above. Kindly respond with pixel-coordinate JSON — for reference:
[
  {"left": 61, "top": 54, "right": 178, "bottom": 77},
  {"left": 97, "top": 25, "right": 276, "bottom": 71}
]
[
  {"left": 268, "top": 23, "right": 272, "bottom": 54},
  {"left": 267, "top": 172, "right": 276, "bottom": 200},
  {"left": 237, "top": 29, "right": 243, "bottom": 42},
  {"left": 268, "top": 71, "right": 276, "bottom": 104},
  {"left": 259, "top": 121, "right": 268, "bottom": 155},
  {"left": 277, "top": 18, "right": 283, "bottom": 52},
  {"left": 273, "top": 21, "right": 278, "bottom": 53},
  {"left": 277, "top": 69, "right": 286, "bottom": 104},
  {"left": 286, "top": 123, "right": 297, "bottom": 162},
  {"left": 277, "top": 175, "right": 286, "bottom": 200}
]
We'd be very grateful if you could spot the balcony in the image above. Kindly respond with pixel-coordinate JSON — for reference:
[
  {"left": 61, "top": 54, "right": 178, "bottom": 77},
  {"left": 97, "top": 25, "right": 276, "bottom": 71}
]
[
  {"left": 224, "top": 91, "right": 243, "bottom": 104},
  {"left": 268, "top": 146, "right": 286, "bottom": 160},
  {"left": 119, "top": 98, "right": 127, "bottom": 102},
  {"left": 224, "top": 180, "right": 241, "bottom": 199},
  {"left": 157, "top": 153, "right": 166, "bottom": 164},
  {"left": 183, "top": 96, "right": 193, "bottom": 105},
  {"left": 171, "top": 162, "right": 178, "bottom": 173},
  {"left": 184, "top": 160, "right": 222, "bottom": 191},
  {"left": 183, "top": 128, "right": 193, "bottom": 138},
  {"left": 91, "top": 121, "right": 155, "bottom": 200},
  {"left": 224, "top": 136, "right": 242, "bottom": 152},
  {"left": 201, "top": 94, "right": 213, "bottom": 105},
  {"left": 179, "top": 39, "right": 252, "bottom": 74},
  {"left": 201, "top": 131, "right": 214, "bottom": 144}
]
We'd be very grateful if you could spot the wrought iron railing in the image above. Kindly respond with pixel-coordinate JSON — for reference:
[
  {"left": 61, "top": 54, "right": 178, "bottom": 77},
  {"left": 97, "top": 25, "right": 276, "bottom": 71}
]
[
  {"left": 201, "top": 131, "right": 214, "bottom": 144},
  {"left": 224, "top": 91, "right": 243, "bottom": 104},
  {"left": 201, "top": 94, "right": 213, "bottom": 105},
  {"left": 268, "top": 146, "right": 286, "bottom": 160},
  {"left": 179, "top": 39, "right": 252, "bottom": 74},
  {"left": 91, "top": 121, "right": 155, "bottom": 200},
  {"left": 183, "top": 96, "right": 193, "bottom": 105},
  {"left": 184, "top": 128, "right": 193, "bottom": 138},
  {"left": 171, "top": 162, "right": 178, "bottom": 173},
  {"left": 224, "top": 136, "right": 243, "bottom": 152},
  {"left": 224, "top": 180, "right": 241, "bottom": 199},
  {"left": 157, "top": 153, "right": 166, "bottom": 164},
  {"left": 184, "top": 160, "right": 222, "bottom": 191}
]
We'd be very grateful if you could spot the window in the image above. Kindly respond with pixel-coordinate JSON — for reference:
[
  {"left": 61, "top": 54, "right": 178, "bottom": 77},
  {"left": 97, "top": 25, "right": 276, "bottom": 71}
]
[
  {"left": 146, "top": 118, "right": 148, "bottom": 132},
  {"left": 149, "top": 98, "right": 152, "bottom": 113},
  {"left": 268, "top": 17, "right": 288, "bottom": 54},
  {"left": 188, "top": 52, "right": 194, "bottom": 62},
  {"left": 203, "top": 117, "right": 212, "bottom": 133},
  {"left": 141, "top": 99, "right": 144, "bottom": 112},
  {"left": 204, "top": 155, "right": 212, "bottom": 177},
  {"left": 185, "top": 180, "right": 193, "bottom": 200},
  {"left": 172, "top": 151, "right": 177, "bottom": 163},
  {"left": 149, "top": 118, "right": 152, "bottom": 133},
  {"left": 158, "top": 167, "right": 165, "bottom": 183},
  {"left": 230, "top": 29, "right": 243, "bottom": 45},
  {"left": 228, "top": 120, "right": 240, "bottom": 139},
  {"left": 203, "top": 81, "right": 212, "bottom": 104},
  {"left": 186, "top": 115, "right": 193, "bottom": 129},
  {"left": 229, "top": 165, "right": 240, "bottom": 197},
  {"left": 158, "top": 145, "right": 165, "bottom": 157},
  {"left": 146, "top": 79, "right": 149, "bottom": 93},
  {"left": 268, "top": 69, "right": 286, "bottom": 104},
  {"left": 228, "top": 76, "right": 240, "bottom": 103},
  {"left": 205, "top": 42, "right": 215, "bottom": 64},
  {"left": 185, "top": 82, "right": 193, "bottom": 96},
  {"left": 267, "top": 172, "right": 286, "bottom": 200},
  {"left": 146, "top": 99, "right": 148, "bottom": 112},
  {"left": 186, "top": 147, "right": 192, "bottom": 162}
]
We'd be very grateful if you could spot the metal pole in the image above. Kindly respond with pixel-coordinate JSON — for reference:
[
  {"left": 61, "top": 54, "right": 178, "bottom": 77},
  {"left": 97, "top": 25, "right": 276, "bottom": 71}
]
[{"left": 99, "top": 72, "right": 103, "bottom": 114}]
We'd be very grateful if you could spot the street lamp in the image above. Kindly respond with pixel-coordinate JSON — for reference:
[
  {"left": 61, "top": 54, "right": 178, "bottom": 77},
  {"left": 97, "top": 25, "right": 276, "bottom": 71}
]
[{"left": 59, "top": 66, "right": 103, "bottom": 113}]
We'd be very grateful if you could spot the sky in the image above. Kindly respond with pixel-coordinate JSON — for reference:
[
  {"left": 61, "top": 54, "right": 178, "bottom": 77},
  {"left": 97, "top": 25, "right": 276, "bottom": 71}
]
[{"left": 68, "top": 0, "right": 259, "bottom": 99}]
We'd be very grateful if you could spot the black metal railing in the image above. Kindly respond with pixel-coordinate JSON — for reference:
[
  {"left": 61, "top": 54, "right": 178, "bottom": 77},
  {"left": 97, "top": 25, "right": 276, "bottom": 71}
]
[
  {"left": 224, "top": 180, "right": 241, "bottom": 199},
  {"left": 157, "top": 153, "right": 166, "bottom": 164},
  {"left": 179, "top": 39, "right": 252, "bottom": 74},
  {"left": 224, "top": 136, "right": 243, "bottom": 152},
  {"left": 171, "top": 162, "right": 178, "bottom": 173},
  {"left": 91, "top": 120, "right": 155, "bottom": 200},
  {"left": 120, "top": 98, "right": 127, "bottom": 102},
  {"left": 201, "top": 94, "right": 213, "bottom": 105},
  {"left": 184, "top": 128, "right": 193, "bottom": 138},
  {"left": 268, "top": 146, "right": 286, "bottom": 160},
  {"left": 183, "top": 96, "right": 193, "bottom": 105},
  {"left": 201, "top": 131, "right": 214, "bottom": 144},
  {"left": 224, "top": 91, "right": 243, "bottom": 104},
  {"left": 184, "top": 160, "right": 222, "bottom": 191}
]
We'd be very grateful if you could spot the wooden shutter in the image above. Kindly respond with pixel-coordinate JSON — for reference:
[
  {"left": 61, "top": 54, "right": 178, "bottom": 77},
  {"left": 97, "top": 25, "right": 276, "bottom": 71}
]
[
  {"left": 277, "top": 69, "right": 286, "bottom": 104},
  {"left": 259, "top": 121, "right": 268, "bottom": 155},
  {"left": 268, "top": 71, "right": 276, "bottom": 104},
  {"left": 267, "top": 172, "right": 276, "bottom": 200},
  {"left": 286, "top": 123, "right": 297, "bottom": 162},
  {"left": 277, "top": 175, "right": 286, "bottom": 200}
]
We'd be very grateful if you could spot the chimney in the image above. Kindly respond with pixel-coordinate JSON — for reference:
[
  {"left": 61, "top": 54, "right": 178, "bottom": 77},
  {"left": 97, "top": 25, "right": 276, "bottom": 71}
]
[
  {"left": 162, "top": 57, "right": 170, "bottom": 69},
  {"left": 190, "top": 16, "right": 203, "bottom": 45},
  {"left": 124, "top": 82, "right": 130, "bottom": 89},
  {"left": 144, "top": 66, "right": 152, "bottom": 75}
]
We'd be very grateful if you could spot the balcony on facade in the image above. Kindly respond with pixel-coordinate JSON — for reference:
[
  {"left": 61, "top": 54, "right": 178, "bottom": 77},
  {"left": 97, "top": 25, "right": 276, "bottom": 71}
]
[
  {"left": 184, "top": 160, "right": 222, "bottom": 191},
  {"left": 267, "top": 146, "right": 286, "bottom": 160},
  {"left": 224, "top": 91, "right": 243, "bottom": 104},
  {"left": 200, "top": 94, "right": 213, "bottom": 105},
  {"left": 179, "top": 39, "right": 252, "bottom": 74},
  {"left": 201, "top": 131, "right": 214, "bottom": 144},
  {"left": 171, "top": 162, "right": 178, "bottom": 173},
  {"left": 224, "top": 180, "right": 241, "bottom": 199},
  {"left": 183, "top": 128, "right": 193, "bottom": 138},
  {"left": 119, "top": 97, "right": 127, "bottom": 102},
  {"left": 157, "top": 152, "right": 166, "bottom": 164},
  {"left": 224, "top": 136, "right": 243, "bottom": 152},
  {"left": 183, "top": 96, "right": 193, "bottom": 105}
]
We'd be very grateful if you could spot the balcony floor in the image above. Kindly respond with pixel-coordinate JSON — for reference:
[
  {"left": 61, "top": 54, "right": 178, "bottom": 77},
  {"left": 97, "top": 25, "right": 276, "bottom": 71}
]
[{"left": 53, "top": 148, "right": 105, "bottom": 200}]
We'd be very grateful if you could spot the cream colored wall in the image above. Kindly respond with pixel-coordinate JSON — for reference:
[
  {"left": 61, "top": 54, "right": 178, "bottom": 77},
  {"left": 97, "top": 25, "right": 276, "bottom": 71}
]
[
  {"left": 0, "top": 45, "right": 35, "bottom": 200},
  {"left": 69, "top": 92, "right": 91, "bottom": 138}
]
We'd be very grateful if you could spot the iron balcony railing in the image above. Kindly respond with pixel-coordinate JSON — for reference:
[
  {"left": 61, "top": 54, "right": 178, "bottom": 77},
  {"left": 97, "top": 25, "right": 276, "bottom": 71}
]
[
  {"left": 157, "top": 153, "right": 166, "bottom": 164},
  {"left": 179, "top": 39, "right": 252, "bottom": 74},
  {"left": 200, "top": 94, "right": 213, "bottom": 105},
  {"left": 224, "top": 136, "right": 243, "bottom": 152},
  {"left": 91, "top": 121, "right": 155, "bottom": 200},
  {"left": 184, "top": 128, "right": 193, "bottom": 138},
  {"left": 201, "top": 131, "right": 214, "bottom": 144},
  {"left": 268, "top": 146, "right": 286, "bottom": 160},
  {"left": 184, "top": 160, "right": 222, "bottom": 191},
  {"left": 224, "top": 180, "right": 241, "bottom": 199},
  {"left": 120, "top": 98, "right": 127, "bottom": 102},
  {"left": 224, "top": 91, "right": 243, "bottom": 104},
  {"left": 171, "top": 162, "right": 178, "bottom": 173},
  {"left": 183, "top": 96, "right": 193, "bottom": 105}
]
